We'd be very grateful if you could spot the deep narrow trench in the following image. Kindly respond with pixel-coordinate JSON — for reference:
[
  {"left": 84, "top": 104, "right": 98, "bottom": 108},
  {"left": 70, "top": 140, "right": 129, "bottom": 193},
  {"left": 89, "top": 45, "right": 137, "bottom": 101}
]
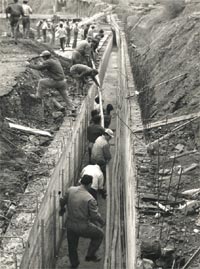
[
  {"left": 123, "top": 11, "right": 200, "bottom": 268},
  {"left": 55, "top": 47, "right": 119, "bottom": 269}
]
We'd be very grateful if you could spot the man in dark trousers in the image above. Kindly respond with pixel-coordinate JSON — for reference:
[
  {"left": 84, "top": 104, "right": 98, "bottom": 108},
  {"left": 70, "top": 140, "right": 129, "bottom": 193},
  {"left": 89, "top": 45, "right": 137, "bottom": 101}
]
[
  {"left": 72, "top": 22, "right": 79, "bottom": 48},
  {"left": 6, "top": 0, "right": 24, "bottom": 44},
  {"left": 70, "top": 64, "right": 99, "bottom": 95},
  {"left": 83, "top": 24, "right": 90, "bottom": 39},
  {"left": 26, "top": 50, "right": 76, "bottom": 111},
  {"left": 59, "top": 175, "right": 104, "bottom": 268},
  {"left": 22, "top": 0, "right": 32, "bottom": 39},
  {"left": 87, "top": 115, "right": 105, "bottom": 163},
  {"left": 104, "top": 104, "right": 114, "bottom": 128}
]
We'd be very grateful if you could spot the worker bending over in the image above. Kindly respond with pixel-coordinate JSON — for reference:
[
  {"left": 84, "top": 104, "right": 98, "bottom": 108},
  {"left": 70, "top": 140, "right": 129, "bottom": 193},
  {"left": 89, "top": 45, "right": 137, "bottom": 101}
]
[
  {"left": 81, "top": 164, "right": 107, "bottom": 201},
  {"left": 59, "top": 175, "right": 104, "bottom": 268},
  {"left": 71, "top": 40, "right": 93, "bottom": 67},
  {"left": 91, "top": 29, "right": 104, "bottom": 60},
  {"left": 26, "top": 50, "right": 75, "bottom": 111},
  {"left": 91, "top": 129, "right": 114, "bottom": 178},
  {"left": 70, "top": 64, "right": 99, "bottom": 95}
]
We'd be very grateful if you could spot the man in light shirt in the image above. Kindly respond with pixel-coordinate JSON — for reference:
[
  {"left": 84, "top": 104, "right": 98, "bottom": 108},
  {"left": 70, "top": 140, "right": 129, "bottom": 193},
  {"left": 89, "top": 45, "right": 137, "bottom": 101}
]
[
  {"left": 91, "top": 129, "right": 114, "bottom": 178},
  {"left": 81, "top": 164, "right": 106, "bottom": 200},
  {"left": 22, "top": 0, "right": 32, "bottom": 39},
  {"left": 56, "top": 23, "right": 67, "bottom": 52}
]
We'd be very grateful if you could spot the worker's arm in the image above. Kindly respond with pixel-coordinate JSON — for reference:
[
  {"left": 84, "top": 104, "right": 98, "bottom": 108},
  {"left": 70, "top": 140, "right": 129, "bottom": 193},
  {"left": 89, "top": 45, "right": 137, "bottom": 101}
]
[
  {"left": 88, "top": 199, "right": 105, "bottom": 226},
  {"left": 98, "top": 172, "right": 104, "bottom": 190},
  {"left": 20, "top": 6, "right": 25, "bottom": 17},
  {"left": 91, "top": 76, "right": 100, "bottom": 87},
  {"left": 78, "top": 70, "right": 90, "bottom": 78},
  {"left": 78, "top": 71, "right": 100, "bottom": 87},
  {"left": 59, "top": 191, "right": 69, "bottom": 216},
  {"left": 29, "top": 6, "right": 33, "bottom": 14},
  {"left": 27, "top": 61, "right": 48, "bottom": 71},
  {"left": 103, "top": 144, "right": 112, "bottom": 162},
  {"left": 84, "top": 55, "right": 93, "bottom": 68}
]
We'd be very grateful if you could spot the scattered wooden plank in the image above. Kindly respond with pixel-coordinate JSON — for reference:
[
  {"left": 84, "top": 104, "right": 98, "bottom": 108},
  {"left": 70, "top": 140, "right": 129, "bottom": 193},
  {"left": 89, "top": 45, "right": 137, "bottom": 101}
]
[
  {"left": 169, "top": 149, "right": 198, "bottom": 159},
  {"left": 182, "top": 246, "right": 200, "bottom": 269},
  {"left": 147, "top": 116, "right": 200, "bottom": 150},
  {"left": 133, "top": 111, "right": 200, "bottom": 133},
  {"left": 8, "top": 122, "right": 52, "bottom": 137}
]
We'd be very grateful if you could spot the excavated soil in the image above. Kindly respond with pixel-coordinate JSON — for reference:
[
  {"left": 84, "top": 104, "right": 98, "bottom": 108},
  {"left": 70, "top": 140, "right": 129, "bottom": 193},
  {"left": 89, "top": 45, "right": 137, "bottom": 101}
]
[
  {"left": 0, "top": 38, "right": 82, "bottom": 234},
  {"left": 118, "top": 2, "right": 200, "bottom": 269}
]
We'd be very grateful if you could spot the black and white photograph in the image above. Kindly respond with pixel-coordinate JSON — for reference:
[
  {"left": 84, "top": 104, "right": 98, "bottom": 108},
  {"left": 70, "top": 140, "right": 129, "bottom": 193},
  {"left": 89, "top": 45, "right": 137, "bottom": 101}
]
[{"left": 0, "top": 0, "right": 200, "bottom": 268}]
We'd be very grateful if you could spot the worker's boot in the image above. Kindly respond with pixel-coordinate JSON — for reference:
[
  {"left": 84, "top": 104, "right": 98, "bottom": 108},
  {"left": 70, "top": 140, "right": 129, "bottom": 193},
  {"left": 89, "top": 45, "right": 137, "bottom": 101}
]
[
  {"left": 52, "top": 98, "right": 65, "bottom": 112},
  {"left": 85, "top": 255, "right": 101, "bottom": 262}
]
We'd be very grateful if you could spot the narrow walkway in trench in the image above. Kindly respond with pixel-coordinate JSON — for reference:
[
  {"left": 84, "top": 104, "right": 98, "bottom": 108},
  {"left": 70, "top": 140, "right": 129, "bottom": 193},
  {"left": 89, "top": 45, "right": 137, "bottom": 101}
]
[{"left": 55, "top": 47, "right": 118, "bottom": 269}]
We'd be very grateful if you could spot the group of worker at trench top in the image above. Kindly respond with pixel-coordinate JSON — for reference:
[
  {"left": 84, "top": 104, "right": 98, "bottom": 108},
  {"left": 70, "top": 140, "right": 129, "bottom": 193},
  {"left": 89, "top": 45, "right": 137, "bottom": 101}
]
[
  {"left": 5, "top": 0, "right": 33, "bottom": 44},
  {"left": 36, "top": 19, "right": 79, "bottom": 46},
  {"left": 25, "top": 27, "right": 105, "bottom": 112},
  {"left": 70, "top": 26, "right": 105, "bottom": 95},
  {"left": 52, "top": 21, "right": 103, "bottom": 52},
  {"left": 59, "top": 102, "right": 114, "bottom": 268}
]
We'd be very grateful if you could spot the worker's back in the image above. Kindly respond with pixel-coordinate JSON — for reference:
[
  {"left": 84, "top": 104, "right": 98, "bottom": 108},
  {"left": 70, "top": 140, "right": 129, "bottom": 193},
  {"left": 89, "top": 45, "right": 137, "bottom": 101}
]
[
  {"left": 76, "top": 40, "right": 91, "bottom": 56},
  {"left": 87, "top": 123, "right": 105, "bottom": 143},
  {"left": 91, "top": 135, "right": 109, "bottom": 163},
  {"left": 6, "top": 3, "right": 23, "bottom": 17},
  {"left": 43, "top": 58, "right": 65, "bottom": 81},
  {"left": 70, "top": 64, "right": 92, "bottom": 74},
  {"left": 67, "top": 186, "right": 93, "bottom": 224}
]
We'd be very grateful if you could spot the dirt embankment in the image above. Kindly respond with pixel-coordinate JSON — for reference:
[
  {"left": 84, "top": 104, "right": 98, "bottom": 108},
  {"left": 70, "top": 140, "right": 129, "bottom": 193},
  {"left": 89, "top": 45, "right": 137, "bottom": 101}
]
[
  {"left": 117, "top": 2, "right": 200, "bottom": 268},
  {"left": 0, "top": 38, "right": 78, "bottom": 234}
]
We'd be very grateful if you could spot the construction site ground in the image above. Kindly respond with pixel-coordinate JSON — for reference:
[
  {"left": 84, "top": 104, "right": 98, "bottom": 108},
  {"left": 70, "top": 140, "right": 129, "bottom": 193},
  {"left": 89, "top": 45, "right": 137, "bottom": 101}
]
[
  {"left": 1, "top": 1, "right": 200, "bottom": 269},
  {"left": 0, "top": 36, "right": 85, "bottom": 235}
]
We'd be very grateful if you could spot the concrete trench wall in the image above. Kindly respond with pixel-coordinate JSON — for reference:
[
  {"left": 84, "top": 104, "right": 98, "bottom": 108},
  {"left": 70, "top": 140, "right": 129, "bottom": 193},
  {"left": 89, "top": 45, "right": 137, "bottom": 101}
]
[
  {"left": 0, "top": 35, "right": 113, "bottom": 269},
  {"left": 110, "top": 15, "right": 146, "bottom": 268}
]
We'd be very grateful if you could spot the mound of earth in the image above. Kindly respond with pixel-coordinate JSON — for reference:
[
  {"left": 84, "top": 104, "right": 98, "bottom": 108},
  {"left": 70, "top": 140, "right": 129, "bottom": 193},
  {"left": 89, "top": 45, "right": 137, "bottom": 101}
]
[
  {"left": 0, "top": 38, "right": 79, "bottom": 234},
  {"left": 123, "top": 1, "right": 200, "bottom": 121}
]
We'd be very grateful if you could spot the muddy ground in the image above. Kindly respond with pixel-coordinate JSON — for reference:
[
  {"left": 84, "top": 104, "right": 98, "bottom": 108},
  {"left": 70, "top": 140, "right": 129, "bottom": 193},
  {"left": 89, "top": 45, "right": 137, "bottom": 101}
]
[{"left": 117, "top": 2, "right": 200, "bottom": 268}]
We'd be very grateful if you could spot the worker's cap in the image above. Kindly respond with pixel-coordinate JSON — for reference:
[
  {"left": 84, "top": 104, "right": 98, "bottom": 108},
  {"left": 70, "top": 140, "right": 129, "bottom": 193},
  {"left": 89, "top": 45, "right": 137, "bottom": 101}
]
[
  {"left": 80, "top": 175, "right": 93, "bottom": 185},
  {"left": 104, "top": 128, "right": 114, "bottom": 138},
  {"left": 40, "top": 50, "right": 51, "bottom": 57}
]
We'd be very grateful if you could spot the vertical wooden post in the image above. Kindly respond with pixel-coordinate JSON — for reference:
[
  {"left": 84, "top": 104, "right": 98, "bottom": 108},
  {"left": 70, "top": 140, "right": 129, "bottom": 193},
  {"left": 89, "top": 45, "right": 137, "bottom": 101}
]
[
  {"left": 68, "top": 152, "right": 71, "bottom": 185},
  {"left": 61, "top": 169, "right": 65, "bottom": 228},
  {"left": 53, "top": 190, "right": 57, "bottom": 258},
  {"left": 41, "top": 219, "right": 45, "bottom": 269},
  {"left": 77, "top": 129, "right": 80, "bottom": 171},
  {"left": 73, "top": 137, "right": 77, "bottom": 182}
]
